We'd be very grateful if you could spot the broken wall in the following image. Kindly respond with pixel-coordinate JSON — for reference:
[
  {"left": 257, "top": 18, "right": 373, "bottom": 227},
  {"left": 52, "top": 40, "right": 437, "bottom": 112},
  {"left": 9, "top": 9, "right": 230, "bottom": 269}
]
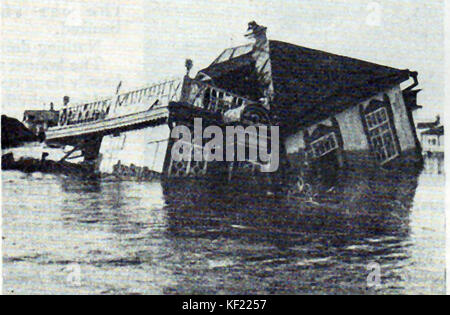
[{"left": 98, "top": 124, "right": 170, "bottom": 177}]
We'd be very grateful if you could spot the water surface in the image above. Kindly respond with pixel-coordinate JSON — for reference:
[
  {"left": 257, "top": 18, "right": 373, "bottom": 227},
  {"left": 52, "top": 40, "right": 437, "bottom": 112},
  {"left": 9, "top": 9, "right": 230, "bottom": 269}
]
[{"left": 2, "top": 158, "right": 445, "bottom": 294}]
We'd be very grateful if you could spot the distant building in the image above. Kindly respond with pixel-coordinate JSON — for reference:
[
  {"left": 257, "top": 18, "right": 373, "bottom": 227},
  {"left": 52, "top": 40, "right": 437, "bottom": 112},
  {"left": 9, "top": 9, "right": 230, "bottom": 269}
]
[
  {"left": 23, "top": 105, "right": 59, "bottom": 136},
  {"left": 417, "top": 115, "right": 440, "bottom": 130},
  {"left": 421, "top": 125, "right": 444, "bottom": 175},
  {"left": 421, "top": 125, "right": 444, "bottom": 154}
]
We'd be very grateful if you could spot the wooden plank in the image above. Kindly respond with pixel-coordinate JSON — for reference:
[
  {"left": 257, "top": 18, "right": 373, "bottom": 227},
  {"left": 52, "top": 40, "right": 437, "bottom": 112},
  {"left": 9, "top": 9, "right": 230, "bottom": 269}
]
[{"left": 46, "top": 106, "right": 169, "bottom": 141}]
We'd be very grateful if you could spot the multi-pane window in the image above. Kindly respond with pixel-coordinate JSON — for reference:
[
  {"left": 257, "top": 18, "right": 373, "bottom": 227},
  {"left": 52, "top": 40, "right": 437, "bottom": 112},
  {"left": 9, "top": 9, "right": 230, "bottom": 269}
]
[
  {"left": 365, "top": 107, "right": 398, "bottom": 164},
  {"left": 305, "top": 132, "right": 339, "bottom": 160}
]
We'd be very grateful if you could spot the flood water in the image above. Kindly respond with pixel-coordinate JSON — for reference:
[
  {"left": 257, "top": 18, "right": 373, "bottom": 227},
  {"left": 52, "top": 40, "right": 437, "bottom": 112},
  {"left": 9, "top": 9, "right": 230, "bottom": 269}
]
[{"left": 2, "top": 157, "right": 445, "bottom": 294}]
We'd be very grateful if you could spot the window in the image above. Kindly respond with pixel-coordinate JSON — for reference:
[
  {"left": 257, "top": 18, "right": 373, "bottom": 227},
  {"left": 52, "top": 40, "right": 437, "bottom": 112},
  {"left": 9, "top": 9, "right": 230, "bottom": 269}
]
[
  {"left": 305, "top": 132, "right": 339, "bottom": 160},
  {"left": 365, "top": 107, "right": 398, "bottom": 164}
]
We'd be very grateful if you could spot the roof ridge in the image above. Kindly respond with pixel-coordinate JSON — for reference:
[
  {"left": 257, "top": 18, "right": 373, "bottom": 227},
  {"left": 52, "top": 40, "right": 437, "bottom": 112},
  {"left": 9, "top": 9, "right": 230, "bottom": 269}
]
[{"left": 268, "top": 39, "right": 406, "bottom": 72}]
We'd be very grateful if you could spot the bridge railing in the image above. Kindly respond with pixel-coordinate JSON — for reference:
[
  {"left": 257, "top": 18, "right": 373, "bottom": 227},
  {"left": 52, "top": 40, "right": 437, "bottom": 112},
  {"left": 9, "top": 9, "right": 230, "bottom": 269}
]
[
  {"left": 59, "top": 99, "right": 112, "bottom": 127},
  {"left": 181, "top": 78, "right": 256, "bottom": 114},
  {"left": 57, "top": 79, "right": 183, "bottom": 127},
  {"left": 56, "top": 77, "right": 257, "bottom": 127},
  {"left": 113, "top": 79, "right": 182, "bottom": 110}
]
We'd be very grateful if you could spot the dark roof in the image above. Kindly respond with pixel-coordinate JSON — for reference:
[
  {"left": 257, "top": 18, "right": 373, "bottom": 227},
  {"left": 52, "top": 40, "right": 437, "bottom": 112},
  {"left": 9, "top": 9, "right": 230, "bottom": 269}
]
[
  {"left": 417, "top": 116, "right": 440, "bottom": 129},
  {"left": 198, "top": 52, "right": 262, "bottom": 100},
  {"left": 200, "top": 40, "right": 411, "bottom": 133},
  {"left": 200, "top": 52, "right": 254, "bottom": 81},
  {"left": 402, "top": 89, "right": 423, "bottom": 111},
  {"left": 23, "top": 110, "right": 59, "bottom": 122},
  {"left": 422, "top": 125, "right": 443, "bottom": 136},
  {"left": 417, "top": 122, "right": 438, "bottom": 129},
  {"left": 268, "top": 40, "right": 410, "bottom": 130}
]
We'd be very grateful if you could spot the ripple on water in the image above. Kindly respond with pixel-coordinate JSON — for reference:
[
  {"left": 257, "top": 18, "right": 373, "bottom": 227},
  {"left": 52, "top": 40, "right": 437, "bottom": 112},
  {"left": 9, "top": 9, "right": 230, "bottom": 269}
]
[{"left": 1, "top": 169, "right": 446, "bottom": 294}]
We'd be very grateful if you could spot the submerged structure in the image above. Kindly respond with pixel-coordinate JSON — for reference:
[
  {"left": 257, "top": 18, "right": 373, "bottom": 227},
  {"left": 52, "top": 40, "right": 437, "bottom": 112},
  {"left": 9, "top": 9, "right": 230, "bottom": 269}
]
[{"left": 45, "top": 22, "right": 423, "bottom": 192}]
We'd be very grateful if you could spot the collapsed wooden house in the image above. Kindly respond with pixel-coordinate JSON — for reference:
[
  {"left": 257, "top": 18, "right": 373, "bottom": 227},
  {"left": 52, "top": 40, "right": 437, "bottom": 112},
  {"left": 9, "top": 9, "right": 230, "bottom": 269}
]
[{"left": 44, "top": 22, "right": 423, "bottom": 191}]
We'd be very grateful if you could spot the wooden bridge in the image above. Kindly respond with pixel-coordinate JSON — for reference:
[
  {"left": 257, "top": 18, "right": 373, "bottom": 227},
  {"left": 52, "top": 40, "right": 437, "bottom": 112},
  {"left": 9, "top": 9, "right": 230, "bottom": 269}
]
[
  {"left": 45, "top": 105, "right": 169, "bottom": 146},
  {"left": 45, "top": 76, "right": 266, "bottom": 145},
  {"left": 44, "top": 76, "right": 273, "bottom": 180},
  {"left": 45, "top": 79, "right": 183, "bottom": 146}
]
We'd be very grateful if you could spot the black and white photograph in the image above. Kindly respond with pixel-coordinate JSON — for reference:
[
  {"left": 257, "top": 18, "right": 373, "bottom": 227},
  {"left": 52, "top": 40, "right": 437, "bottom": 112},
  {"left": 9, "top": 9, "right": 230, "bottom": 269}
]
[{"left": 0, "top": 0, "right": 446, "bottom": 296}]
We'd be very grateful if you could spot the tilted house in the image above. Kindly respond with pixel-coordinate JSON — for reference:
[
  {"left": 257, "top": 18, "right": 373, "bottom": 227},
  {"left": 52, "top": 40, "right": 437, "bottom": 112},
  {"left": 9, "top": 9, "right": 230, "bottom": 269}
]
[
  {"left": 196, "top": 22, "right": 422, "bottom": 182},
  {"left": 43, "top": 22, "right": 423, "bottom": 187}
]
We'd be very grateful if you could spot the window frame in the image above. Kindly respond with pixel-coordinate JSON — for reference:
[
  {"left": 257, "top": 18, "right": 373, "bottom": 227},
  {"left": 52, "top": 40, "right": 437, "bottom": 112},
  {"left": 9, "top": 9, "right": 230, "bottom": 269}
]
[
  {"left": 364, "top": 107, "right": 399, "bottom": 165},
  {"left": 305, "top": 132, "right": 339, "bottom": 160}
]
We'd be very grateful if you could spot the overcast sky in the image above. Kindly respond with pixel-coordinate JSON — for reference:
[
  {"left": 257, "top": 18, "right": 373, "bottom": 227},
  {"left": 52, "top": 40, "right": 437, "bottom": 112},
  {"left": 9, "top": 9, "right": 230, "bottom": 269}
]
[{"left": 1, "top": 0, "right": 444, "bottom": 120}]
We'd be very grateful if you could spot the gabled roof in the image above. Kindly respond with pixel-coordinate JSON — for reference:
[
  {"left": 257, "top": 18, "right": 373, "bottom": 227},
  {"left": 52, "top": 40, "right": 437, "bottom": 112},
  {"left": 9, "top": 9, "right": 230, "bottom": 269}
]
[
  {"left": 417, "top": 116, "right": 440, "bottom": 130},
  {"left": 268, "top": 40, "right": 410, "bottom": 129},
  {"left": 417, "top": 122, "right": 438, "bottom": 129},
  {"left": 200, "top": 40, "right": 411, "bottom": 132},
  {"left": 200, "top": 51, "right": 254, "bottom": 81},
  {"left": 422, "top": 125, "right": 443, "bottom": 136},
  {"left": 198, "top": 52, "right": 262, "bottom": 100}
]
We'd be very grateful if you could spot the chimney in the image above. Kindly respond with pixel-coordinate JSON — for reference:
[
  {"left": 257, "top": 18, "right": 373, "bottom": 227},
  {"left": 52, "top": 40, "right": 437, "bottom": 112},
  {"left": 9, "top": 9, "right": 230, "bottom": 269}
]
[
  {"left": 245, "top": 21, "right": 274, "bottom": 110},
  {"left": 50, "top": 102, "right": 54, "bottom": 111},
  {"left": 185, "top": 59, "right": 193, "bottom": 76},
  {"left": 245, "top": 21, "right": 268, "bottom": 44}
]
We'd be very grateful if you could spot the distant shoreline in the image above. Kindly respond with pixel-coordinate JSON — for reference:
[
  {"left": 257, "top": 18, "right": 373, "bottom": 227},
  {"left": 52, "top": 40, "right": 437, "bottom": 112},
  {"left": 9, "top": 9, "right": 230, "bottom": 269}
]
[{"left": 1, "top": 115, "right": 38, "bottom": 149}]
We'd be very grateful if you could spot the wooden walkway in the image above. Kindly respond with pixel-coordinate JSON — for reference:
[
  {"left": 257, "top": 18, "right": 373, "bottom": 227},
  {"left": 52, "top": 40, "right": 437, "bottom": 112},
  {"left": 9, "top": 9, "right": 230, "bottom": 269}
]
[{"left": 45, "top": 106, "right": 169, "bottom": 145}]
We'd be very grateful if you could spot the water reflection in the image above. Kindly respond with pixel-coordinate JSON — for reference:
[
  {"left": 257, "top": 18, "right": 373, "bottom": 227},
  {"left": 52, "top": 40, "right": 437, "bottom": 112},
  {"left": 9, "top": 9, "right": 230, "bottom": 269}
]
[
  {"left": 159, "top": 168, "right": 421, "bottom": 294},
  {"left": 162, "top": 167, "right": 420, "bottom": 237},
  {"left": 2, "top": 157, "right": 445, "bottom": 294},
  {"left": 59, "top": 178, "right": 166, "bottom": 236}
]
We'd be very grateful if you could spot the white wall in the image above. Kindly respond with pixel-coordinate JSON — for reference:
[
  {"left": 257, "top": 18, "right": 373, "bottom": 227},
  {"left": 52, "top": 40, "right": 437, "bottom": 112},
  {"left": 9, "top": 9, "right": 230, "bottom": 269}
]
[
  {"left": 284, "top": 85, "right": 417, "bottom": 154},
  {"left": 422, "top": 134, "right": 444, "bottom": 152},
  {"left": 99, "top": 124, "right": 170, "bottom": 174},
  {"left": 386, "top": 86, "right": 416, "bottom": 151},
  {"left": 335, "top": 105, "right": 369, "bottom": 151},
  {"left": 284, "top": 129, "right": 304, "bottom": 154}
]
